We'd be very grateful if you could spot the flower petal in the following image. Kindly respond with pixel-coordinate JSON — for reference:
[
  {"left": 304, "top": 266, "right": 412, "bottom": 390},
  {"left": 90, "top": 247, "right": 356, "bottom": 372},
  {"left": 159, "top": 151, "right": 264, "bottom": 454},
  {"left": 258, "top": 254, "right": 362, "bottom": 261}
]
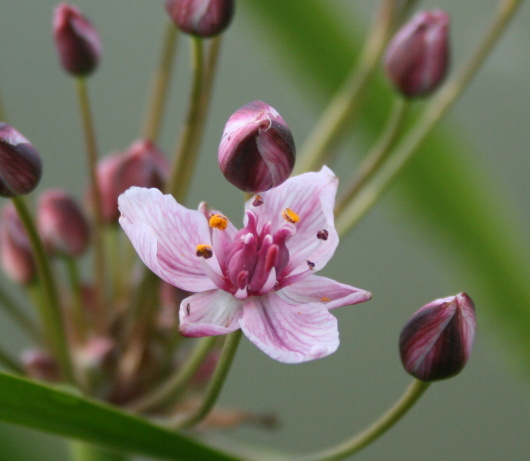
[
  {"left": 179, "top": 289, "right": 243, "bottom": 337},
  {"left": 239, "top": 293, "right": 339, "bottom": 363},
  {"left": 279, "top": 275, "right": 372, "bottom": 309},
  {"left": 118, "top": 187, "right": 218, "bottom": 291},
  {"left": 247, "top": 166, "right": 339, "bottom": 274}
]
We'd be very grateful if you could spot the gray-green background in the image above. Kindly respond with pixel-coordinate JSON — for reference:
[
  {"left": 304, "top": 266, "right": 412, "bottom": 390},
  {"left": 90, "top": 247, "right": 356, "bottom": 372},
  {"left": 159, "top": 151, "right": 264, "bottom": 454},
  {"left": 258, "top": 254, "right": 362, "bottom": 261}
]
[{"left": 1, "top": 1, "right": 529, "bottom": 460}]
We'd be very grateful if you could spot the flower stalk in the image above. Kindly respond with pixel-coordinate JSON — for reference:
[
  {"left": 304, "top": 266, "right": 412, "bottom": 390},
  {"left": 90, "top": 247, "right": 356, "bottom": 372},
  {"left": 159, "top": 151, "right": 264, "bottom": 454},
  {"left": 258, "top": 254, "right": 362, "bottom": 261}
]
[
  {"left": 142, "top": 22, "right": 179, "bottom": 142},
  {"left": 173, "top": 330, "right": 242, "bottom": 430},
  {"left": 294, "top": 379, "right": 430, "bottom": 461},
  {"left": 75, "top": 77, "right": 107, "bottom": 323},
  {"left": 11, "top": 196, "right": 73, "bottom": 382},
  {"left": 294, "top": 0, "right": 400, "bottom": 174},
  {"left": 336, "top": 0, "right": 524, "bottom": 236}
]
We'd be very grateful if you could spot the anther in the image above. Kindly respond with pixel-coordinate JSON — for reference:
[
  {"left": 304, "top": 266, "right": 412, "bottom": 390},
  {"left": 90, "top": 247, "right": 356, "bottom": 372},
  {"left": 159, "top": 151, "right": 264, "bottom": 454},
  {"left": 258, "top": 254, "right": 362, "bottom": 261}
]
[
  {"left": 209, "top": 214, "right": 228, "bottom": 230},
  {"left": 196, "top": 244, "right": 213, "bottom": 259},
  {"left": 252, "top": 195, "right": 264, "bottom": 207},
  {"left": 306, "top": 260, "right": 315, "bottom": 270},
  {"left": 282, "top": 208, "right": 299, "bottom": 224},
  {"left": 316, "top": 229, "right": 329, "bottom": 240}
]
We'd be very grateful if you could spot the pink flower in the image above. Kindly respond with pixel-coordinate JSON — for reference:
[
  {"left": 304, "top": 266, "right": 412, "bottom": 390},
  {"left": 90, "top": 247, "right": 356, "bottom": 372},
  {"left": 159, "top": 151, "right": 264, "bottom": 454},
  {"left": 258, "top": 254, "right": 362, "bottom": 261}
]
[{"left": 118, "top": 167, "right": 371, "bottom": 363}]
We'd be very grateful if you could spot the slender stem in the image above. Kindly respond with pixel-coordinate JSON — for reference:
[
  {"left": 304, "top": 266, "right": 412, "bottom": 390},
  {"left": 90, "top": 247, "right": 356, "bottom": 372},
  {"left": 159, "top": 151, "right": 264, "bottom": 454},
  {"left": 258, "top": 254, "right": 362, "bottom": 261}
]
[
  {"left": 11, "top": 197, "right": 73, "bottom": 382},
  {"left": 129, "top": 336, "right": 218, "bottom": 413},
  {"left": 69, "top": 441, "right": 128, "bottom": 461},
  {"left": 0, "top": 286, "right": 39, "bottom": 339},
  {"left": 75, "top": 77, "right": 106, "bottom": 320},
  {"left": 0, "top": 345, "right": 24, "bottom": 374},
  {"left": 294, "top": 380, "right": 430, "bottom": 461},
  {"left": 142, "top": 22, "right": 179, "bottom": 141},
  {"left": 294, "top": 0, "right": 400, "bottom": 174},
  {"left": 167, "top": 36, "right": 205, "bottom": 200},
  {"left": 336, "top": 0, "right": 524, "bottom": 236},
  {"left": 335, "top": 98, "right": 409, "bottom": 216},
  {"left": 64, "top": 256, "right": 89, "bottom": 344},
  {"left": 167, "top": 36, "right": 222, "bottom": 202},
  {"left": 173, "top": 330, "right": 242, "bottom": 430}
]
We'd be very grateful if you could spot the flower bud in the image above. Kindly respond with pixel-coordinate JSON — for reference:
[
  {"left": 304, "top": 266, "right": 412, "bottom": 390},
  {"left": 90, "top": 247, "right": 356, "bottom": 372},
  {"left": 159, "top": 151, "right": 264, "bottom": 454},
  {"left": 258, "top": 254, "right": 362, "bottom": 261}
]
[
  {"left": 93, "top": 139, "right": 169, "bottom": 223},
  {"left": 53, "top": 3, "right": 102, "bottom": 76},
  {"left": 0, "top": 123, "right": 42, "bottom": 197},
  {"left": 38, "top": 189, "right": 90, "bottom": 257},
  {"left": 22, "top": 349, "right": 61, "bottom": 382},
  {"left": 399, "top": 292, "right": 476, "bottom": 381},
  {"left": 165, "top": 0, "right": 234, "bottom": 38},
  {"left": 218, "top": 101, "right": 296, "bottom": 194},
  {"left": 384, "top": 10, "right": 450, "bottom": 98},
  {"left": 0, "top": 204, "right": 36, "bottom": 284}
]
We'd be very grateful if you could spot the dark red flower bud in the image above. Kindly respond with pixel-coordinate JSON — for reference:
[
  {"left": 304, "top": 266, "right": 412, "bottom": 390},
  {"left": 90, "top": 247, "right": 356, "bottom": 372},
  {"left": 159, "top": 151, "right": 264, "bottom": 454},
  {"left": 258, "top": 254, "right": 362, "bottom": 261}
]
[
  {"left": 0, "top": 204, "right": 36, "bottom": 284},
  {"left": 94, "top": 139, "right": 170, "bottom": 224},
  {"left": 38, "top": 189, "right": 90, "bottom": 257},
  {"left": 399, "top": 293, "right": 476, "bottom": 381},
  {"left": 384, "top": 10, "right": 450, "bottom": 98},
  {"left": 0, "top": 123, "right": 42, "bottom": 197},
  {"left": 53, "top": 3, "right": 102, "bottom": 76},
  {"left": 165, "top": 0, "right": 234, "bottom": 38},
  {"left": 218, "top": 101, "right": 296, "bottom": 194}
]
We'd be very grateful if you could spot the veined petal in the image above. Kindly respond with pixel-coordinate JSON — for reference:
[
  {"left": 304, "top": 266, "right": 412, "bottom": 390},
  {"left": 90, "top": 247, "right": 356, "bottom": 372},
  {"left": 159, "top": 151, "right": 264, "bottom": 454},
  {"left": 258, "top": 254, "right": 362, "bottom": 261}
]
[
  {"left": 118, "top": 187, "right": 217, "bottom": 292},
  {"left": 179, "top": 289, "right": 243, "bottom": 337},
  {"left": 279, "top": 275, "right": 372, "bottom": 309},
  {"left": 240, "top": 293, "right": 339, "bottom": 363},
  {"left": 247, "top": 166, "right": 339, "bottom": 274}
]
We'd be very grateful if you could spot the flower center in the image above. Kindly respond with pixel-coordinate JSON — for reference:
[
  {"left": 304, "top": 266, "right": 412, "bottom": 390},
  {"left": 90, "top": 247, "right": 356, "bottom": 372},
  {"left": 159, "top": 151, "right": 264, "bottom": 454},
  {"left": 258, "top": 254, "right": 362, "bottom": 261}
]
[{"left": 224, "top": 209, "right": 295, "bottom": 298}]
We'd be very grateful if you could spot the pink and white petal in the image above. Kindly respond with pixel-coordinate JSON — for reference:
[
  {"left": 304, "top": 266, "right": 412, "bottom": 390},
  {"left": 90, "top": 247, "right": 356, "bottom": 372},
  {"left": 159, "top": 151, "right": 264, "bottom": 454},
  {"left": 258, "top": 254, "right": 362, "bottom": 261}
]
[
  {"left": 179, "top": 289, "right": 243, "bottom": 337},
  {"left": 119, "top": 187, "right": 218, "bottom": 292},
  {"left": 279, "top": 275, "right": 372, "bottom": 310},
  {"left": 247, "top": 167, "right": 340, "bottom": 274},
  {"left": 239, "top": 293, "right": 339, "bottom": 363}
]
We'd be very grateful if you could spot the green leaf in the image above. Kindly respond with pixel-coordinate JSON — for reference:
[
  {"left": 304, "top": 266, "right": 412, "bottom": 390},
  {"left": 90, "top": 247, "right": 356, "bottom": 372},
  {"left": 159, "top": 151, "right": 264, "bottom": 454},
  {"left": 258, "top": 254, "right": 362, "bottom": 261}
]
[
  {"left": 243, "top": 1, "right": 530, "bottom": 376},
  {"left": 0, "top": 372, "right": 241, "bottom": 461}
]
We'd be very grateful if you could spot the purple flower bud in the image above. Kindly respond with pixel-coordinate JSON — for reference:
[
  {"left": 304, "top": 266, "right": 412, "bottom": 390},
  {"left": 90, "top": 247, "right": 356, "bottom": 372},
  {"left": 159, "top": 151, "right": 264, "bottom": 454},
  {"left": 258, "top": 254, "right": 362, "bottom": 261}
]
[
  {"left": 38, "top": 189, "right": 90, "bottom": 257},
  {"left": 165, "top": 0, "right": 234, "bottom": 38},
  {"left": 0, "top": 123, "right": 42, "bottom": 197},
  {"left": 53, "top": 3, "right": 102, "bottom": 76},
  {"left": 93, "top": 139, "right": 170, "bottom": 223},
  {"left": 218, "top": 101, "right": 296, "bottom": 194},
  {"left": 0, "top": 204, "right": 36, "bottom": 284},
  {"left": 399, "top": 293, "right": 476, "bottom": 381},
  {"left": 384, "top": 10, "right": 450, "bottom": 98}
]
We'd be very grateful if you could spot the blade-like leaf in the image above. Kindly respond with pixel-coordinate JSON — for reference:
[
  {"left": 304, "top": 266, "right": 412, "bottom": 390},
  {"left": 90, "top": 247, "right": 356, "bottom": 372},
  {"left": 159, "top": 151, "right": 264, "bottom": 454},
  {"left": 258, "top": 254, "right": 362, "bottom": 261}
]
[
  {"left": 243, "top": 1, "right": 530, "bottom": 376},
  {"left": 0, "top": 372, "right": 241, "bottom": 461}
]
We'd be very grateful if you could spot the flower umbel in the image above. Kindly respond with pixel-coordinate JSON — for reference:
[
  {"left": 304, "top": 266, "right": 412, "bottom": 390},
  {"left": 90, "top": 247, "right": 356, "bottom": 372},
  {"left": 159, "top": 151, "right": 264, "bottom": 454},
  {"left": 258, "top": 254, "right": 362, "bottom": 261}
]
[{"left": 119, "top": 166, "right": 371, "bottom": 363}]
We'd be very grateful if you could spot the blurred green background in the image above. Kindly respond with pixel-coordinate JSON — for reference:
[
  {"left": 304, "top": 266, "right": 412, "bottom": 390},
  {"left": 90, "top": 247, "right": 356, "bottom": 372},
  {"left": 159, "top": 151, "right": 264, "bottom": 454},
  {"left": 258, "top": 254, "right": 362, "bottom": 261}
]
[{"left": 1, "top": 1, "right": 529, "bottom": 460}]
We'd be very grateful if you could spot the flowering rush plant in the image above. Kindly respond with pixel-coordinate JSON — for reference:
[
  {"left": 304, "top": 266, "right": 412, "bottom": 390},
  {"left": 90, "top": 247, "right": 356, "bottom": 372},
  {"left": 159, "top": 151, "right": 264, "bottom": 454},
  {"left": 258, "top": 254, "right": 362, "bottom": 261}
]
[{"left": 0, "top": 1, "right": 529, "bottom": 460}]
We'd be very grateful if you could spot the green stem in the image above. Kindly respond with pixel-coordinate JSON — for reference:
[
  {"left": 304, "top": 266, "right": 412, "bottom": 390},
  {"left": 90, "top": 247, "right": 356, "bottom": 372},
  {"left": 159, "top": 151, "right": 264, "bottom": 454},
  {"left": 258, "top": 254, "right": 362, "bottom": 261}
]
[
  {"left": 0, "top": 285, "right": 39, "bottom": 339},
  {"left": 75, "top": 77, "right": 106, "bottom": 321},
  {"left": 129, "top": 336, "right": 218, "bottom": 413},
  {"left": 69, "top": 441, "right": 128, "bottom": 461},
  {"left": 142, "top": 22, "right": 179, "bottom": 142},
  {"left": 336, "top": 0, "right": 524, "bottom": 236},
  {"left": 173, "top": 330, "right": 242, "bottom": 430},
  {"left": 294, "top": 0, "right": 399, "bottom": 174},
  {"left": 294, "top": 380, "right": 430, "bottom": 461},
  {"left": 64, "top": 256, "right": 89, "bottom": 344},
  {"left": 167, "top": 36, "right": 222, "bottom": 202},
  {"left": 335, "top": 98, "right": 409, "bottom": 216},
  {"left": 11, "top": 197, "right": 73, "bottom": 383}
]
